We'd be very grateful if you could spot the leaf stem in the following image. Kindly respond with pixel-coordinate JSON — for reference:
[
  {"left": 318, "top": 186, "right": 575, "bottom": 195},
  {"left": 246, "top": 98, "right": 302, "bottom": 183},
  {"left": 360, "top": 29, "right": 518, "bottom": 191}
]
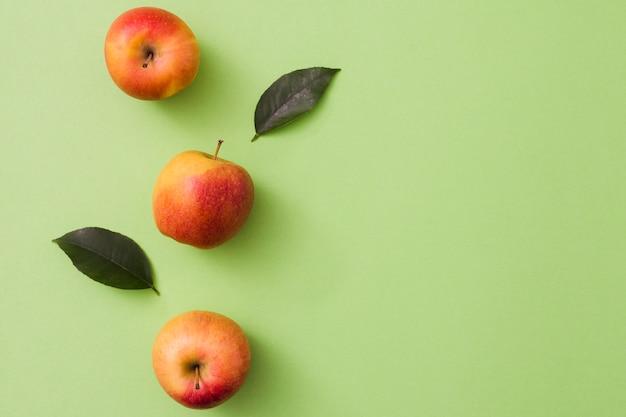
[
  {"left": 214, "top": 140, "right": 224, "bottom": 160},
  {"left": 251, "top": 133, "right": 260, "bottom": 142},
  {"left": 152, "top": 286, "right": 161, "bottom": 296},
  {"left": 194, "top": 365, "right": 200, "bottom": 390}
]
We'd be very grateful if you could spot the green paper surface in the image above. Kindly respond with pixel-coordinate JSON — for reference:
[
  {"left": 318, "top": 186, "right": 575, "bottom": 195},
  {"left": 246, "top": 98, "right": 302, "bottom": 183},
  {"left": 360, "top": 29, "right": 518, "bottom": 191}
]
[{"left": 1, "top": 1, "right": 625, "bottom": 416}]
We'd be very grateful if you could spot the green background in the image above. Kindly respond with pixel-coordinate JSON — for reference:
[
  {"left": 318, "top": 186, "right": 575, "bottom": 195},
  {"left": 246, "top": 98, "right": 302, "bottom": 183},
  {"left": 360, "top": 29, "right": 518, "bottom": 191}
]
[{"left": 1, "top": 0, "right": 625, "bottom": 415}]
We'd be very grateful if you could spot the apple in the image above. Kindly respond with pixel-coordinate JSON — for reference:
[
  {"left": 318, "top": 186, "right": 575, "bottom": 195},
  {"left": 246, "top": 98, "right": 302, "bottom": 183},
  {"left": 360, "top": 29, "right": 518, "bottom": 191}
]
[
  {"left": 152, "top": 310, "right": 251, "bottom": 409},
  {"left": 104, "top": 7, "right": 200, "bottom": 100},
  {"left": 152, "top": 141, "right": 255, "bottom": 249}
]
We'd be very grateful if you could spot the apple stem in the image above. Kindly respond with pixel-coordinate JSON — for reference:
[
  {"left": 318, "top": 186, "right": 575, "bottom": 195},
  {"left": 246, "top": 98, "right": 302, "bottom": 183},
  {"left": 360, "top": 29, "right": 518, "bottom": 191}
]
[
  {"left": 194, "top": 365, "right": 200, "bottom": 390},
  {"left": 142, "top": 52, "right": 154, "bottom": 68},
  {"left": 214, "top": 140, "right": 224, "bottom": 160}
]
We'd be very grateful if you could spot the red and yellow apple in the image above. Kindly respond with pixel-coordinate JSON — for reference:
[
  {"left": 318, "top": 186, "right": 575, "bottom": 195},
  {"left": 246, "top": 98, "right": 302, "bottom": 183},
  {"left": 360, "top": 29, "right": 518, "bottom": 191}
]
[
  {"left": 152, "top": 310, "right": 251, "bottom": 409},
  {"left": 104, "top": 7, "right": 200, "bottom": 100},
  {"left": 152, "top": 141, "right": 254, "bottom": 249}
]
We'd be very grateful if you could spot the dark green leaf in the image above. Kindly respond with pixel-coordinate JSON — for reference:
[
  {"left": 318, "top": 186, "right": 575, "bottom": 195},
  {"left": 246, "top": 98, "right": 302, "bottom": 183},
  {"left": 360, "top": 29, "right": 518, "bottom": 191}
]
[
  {"left": 252, "top": 67, "right": 341, "bottom": 141},
  {"left": 53, "top": 227, "right": 159, "bottom": 295}
]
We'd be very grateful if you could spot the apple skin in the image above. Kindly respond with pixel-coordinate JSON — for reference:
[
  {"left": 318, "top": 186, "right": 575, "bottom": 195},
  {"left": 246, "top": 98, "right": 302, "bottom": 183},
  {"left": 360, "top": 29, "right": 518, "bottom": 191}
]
[
  {"left": 104, "top": 7, "right": 200, "bottom": 100},
  {"left": 152, "top": 310, "right": 251, "bottom": 409},
  {"left": 152, "top": 149, "right": 254, "bottom": 249}
]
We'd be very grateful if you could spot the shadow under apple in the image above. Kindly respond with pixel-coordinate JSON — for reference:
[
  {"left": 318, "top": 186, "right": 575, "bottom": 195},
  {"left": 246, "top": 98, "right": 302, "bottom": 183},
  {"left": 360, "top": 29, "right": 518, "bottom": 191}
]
[
  {"left": 197, "top": 179, "right": 299, "bottom": 279},
  {"left": 150, "top": 40, "right": 248, "bottom": 135},
  {"left": 216, "top": 330, "right": 335, "bottom": 415}
]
